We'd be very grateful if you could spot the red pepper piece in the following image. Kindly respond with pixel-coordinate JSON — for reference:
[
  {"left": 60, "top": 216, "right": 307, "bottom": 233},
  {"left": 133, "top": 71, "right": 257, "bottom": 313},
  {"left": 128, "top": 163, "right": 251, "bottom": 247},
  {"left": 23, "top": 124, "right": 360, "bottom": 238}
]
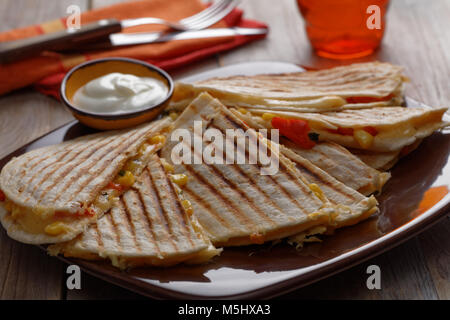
[
  {"left": 363, "top": 126, "right": 378, "bottom": 136},
  {"left": 346, "top": 94, "right": 394, "bottom": 104},
  {"left": 107, "top": 182, "right": 123, "bottom": 192},
  {"left": 271, "top": 117, "right": 316, "bottom": 149},
  {"left": 328, "top": 127, "right": 354, "bottom": 136}
]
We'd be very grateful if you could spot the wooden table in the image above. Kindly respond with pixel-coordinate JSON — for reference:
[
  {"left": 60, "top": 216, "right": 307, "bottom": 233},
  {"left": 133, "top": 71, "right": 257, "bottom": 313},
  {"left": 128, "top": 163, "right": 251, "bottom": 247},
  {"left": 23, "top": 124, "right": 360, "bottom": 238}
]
[{"left": 0, "top": 0, "right": 449, "bottom": 300}]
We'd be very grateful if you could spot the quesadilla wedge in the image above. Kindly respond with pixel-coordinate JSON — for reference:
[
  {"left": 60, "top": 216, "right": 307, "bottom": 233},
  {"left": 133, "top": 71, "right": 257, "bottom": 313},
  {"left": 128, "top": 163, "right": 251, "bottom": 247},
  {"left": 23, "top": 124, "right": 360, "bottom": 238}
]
[
  {"left": 161, "top": 92, "right": 378, "bottom": 246},
  {"left": 250, "top": 106, "right": 449, "bottom": 152},
  {"left": 279, "top": 144, "right": 378, "bottom": 229},
  {"left": 49, "top": 154, "right": 220, "bottom": 269},
  {"left": 231, "top": 108, "right": 390, "bottom": 195},
  {"left": 161, "top": 93, "right": 334, "bottom": 246},
  {"left": 168, "top": 62, "right": 406, "bottom": 113},
  {"left": 350, "top": 139, "right": 423, "bottom": 170},
  {"left": 0, "top": 118, "right": 171, "bottom": 244}
]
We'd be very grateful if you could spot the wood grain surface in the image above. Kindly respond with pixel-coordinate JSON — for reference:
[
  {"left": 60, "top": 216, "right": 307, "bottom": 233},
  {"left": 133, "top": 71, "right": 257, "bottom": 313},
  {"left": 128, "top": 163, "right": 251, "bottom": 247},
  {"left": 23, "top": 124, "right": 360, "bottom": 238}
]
[{"left": 0, "top": 0, "right": 448, "bottom": 300}]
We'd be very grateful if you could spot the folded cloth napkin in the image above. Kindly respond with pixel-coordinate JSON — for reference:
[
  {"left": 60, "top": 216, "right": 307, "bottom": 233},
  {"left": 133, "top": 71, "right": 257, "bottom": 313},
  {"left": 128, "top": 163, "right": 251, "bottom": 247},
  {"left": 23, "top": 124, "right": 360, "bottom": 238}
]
[{"left": 0, "top": 0, "right": 267, "bottom": 98}]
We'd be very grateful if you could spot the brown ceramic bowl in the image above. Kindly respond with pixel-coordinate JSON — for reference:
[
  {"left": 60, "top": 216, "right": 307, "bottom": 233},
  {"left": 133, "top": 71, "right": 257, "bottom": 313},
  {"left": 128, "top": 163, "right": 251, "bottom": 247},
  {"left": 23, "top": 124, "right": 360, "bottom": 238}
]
[{"left": 60, "top": 58, "right": 173, "bottom": 130}]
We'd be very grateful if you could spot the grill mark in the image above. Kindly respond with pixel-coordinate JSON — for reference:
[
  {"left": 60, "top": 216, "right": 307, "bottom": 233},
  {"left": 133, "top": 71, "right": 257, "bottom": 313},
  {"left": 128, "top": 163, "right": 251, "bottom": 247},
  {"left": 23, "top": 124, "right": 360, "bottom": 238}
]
[
  {"left": 26, "top": 142, "right": 107, "bottom": 203},
  {"left": 207, "top": 123, "right": 296, "bottom": 220},
  {"left": 189, "top": 130, "right": 277, "bottom": 227},
  {"left": 136, "top": 189, "right": 162, "bottom": 257},
  {"left": 22, "top": 138, "right": 102, "bottom": 191},
  {"left": 209, "top": 122, "right": 312, "bottom": 211},
  {"left": 93, "top": 221, "right": 104, "bottom": 251},
  {"left": 182, "top": 164, "right": 256, "bottom": 232},
  {"left": 208, "top": 163, "right": 277, "bottom": 228},
  {"left": 284, "top": 146, "right": 362, "bottom": 200},
  {"left": 18, "top": 152, "right": 55, "bottom": 179},
  {"left": 20, "top": 140, "right": 80, "bottom": 170},
  {"left": 296, "top": 165, "right": 357, "bottom": 203},
  {"left": 19, "top": 149, "right": 73, "bottom": 196},
  {"left": 48, "top": 128, "right": 146, "bottom": 204},
  {"left": 146, "top": 167, "right": 179, "bottom": 251},
  {"left": 154, "top": 157, "right": 195, "bottom": 248},
  {"left": 183, "top": 185, "right": 231, "bottom": 233},
  {"left": 139, "top": 171, "right": 177, "bottom": 253},
  {"left": 306, "top": 147, "right": 362, "bottom": 183},
  {"left": 107, "top": 207, "right": 122, "bottom": 252},
  {"left": 35, "top": 133, "right": 125, "bottom": 203},
  {"left": 121, "top": 191, "right": 142, "bottom": 253},
  {"left": 234, "top": 164, "right": 293, "bottom": 221},
  {"left": 281, "top": 160, "right": 318, "bottom": 196},
  {"left": 65, "top": 127, "right": 154, "bottom": 204},
  {"left": 26, "top": 135, "right": 111, "bottom": 197}
]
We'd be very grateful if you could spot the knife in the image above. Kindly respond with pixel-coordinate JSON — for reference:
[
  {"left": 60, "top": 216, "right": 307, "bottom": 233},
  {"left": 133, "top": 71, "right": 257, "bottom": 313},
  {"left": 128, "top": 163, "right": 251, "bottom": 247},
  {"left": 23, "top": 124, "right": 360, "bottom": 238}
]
[
  {"left": 81, "top": 27, "right": 268, "bottom": 50},
  {"left": 0, "top": 26, "right": 267, "bottom": 63}
]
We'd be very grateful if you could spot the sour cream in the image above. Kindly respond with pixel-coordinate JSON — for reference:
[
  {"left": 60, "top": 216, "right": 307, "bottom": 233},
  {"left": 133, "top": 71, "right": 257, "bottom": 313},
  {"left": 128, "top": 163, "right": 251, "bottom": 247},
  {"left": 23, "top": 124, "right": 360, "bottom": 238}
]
[{"left": 72, "top": 73, "right": 169, "bottom": 114}]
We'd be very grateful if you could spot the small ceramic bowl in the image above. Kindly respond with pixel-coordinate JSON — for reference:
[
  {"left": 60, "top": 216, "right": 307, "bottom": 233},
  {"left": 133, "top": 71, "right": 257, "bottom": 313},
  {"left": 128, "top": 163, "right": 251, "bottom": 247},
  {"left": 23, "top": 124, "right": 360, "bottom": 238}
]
[{"left": 60, "top": 57, "right": 174, "bottom": 130}]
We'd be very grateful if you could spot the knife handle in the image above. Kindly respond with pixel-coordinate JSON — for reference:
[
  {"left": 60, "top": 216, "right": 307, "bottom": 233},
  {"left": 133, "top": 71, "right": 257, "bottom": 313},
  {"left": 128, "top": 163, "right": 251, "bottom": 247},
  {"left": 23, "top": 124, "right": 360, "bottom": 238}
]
[{"left": 0, "top": 19, "right": 122, "bottom": 64}]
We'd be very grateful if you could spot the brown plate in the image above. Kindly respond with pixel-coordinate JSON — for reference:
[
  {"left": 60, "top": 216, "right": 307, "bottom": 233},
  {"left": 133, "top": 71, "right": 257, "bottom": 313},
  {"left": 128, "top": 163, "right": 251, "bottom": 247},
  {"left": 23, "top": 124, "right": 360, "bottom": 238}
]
[{"left": 1, "top": 62, "right": 449, "bottom": 299}]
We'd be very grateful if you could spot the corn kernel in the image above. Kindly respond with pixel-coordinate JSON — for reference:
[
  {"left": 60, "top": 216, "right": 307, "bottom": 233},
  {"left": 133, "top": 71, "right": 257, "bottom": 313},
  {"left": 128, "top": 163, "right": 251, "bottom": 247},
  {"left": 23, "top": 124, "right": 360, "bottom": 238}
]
[
  {"left": 161, "top": 158, "right": 174, "bottom": 173},
  {"left": 309, "top": 183, "right": 326, "bottom": 202},
  {"left": 11, "top": 206, "right": 22, "bottom": 219},
  {"left": 138, "top": 143, "right": 150, "bottom": 155},
  {"left": 169, "top": 112, "right": 178, "bottom": 121},
  {"left": 115, "top": 170, "right": 135, "bottom": 188},
  {"left": 170, "top": 174, "right": 188, "bottom": 187},
  {"left": 149, "top": 135, "right": 166, "bottom": 145},
  {"left": 261, "top": 113, "right": 276, "bottom": 121},
  {"left": 123, "top": 159, "right": 141, "bottom": 173},
  {"left": 181, "top": 199, "right": 193, "bottom": 216},
  {"left": 45, "top": 222, "right": 68, "bottom": 236},
  {"left": 354, "top": 129, "right": 374, "bottom": 149},
  {"left": 308, "top": 212, "right": 321, "bottom": 219},
  {"left": 238, "top": 108, "right": 248, "bottom": 114}
]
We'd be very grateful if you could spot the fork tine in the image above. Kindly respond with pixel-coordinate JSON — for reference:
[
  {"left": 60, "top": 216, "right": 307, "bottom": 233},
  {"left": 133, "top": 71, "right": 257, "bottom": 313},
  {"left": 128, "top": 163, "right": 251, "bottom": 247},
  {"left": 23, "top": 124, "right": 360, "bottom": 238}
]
[
  {"left": 182, "top": 0, "right": 232, "bottom": 27},
  {"left": 180, "top": 0, "right": 229, "bottom": 25},
  {"left": 185, "top": 0, "right": 238, "bottom": 30}
]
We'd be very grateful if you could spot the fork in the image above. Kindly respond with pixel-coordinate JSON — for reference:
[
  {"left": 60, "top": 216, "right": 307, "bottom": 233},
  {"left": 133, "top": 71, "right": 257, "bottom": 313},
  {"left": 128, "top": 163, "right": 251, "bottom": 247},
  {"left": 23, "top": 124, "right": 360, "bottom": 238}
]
[
  {"left": 0, "top": 0, "right": 239, "bottom": 63},
  {"left": 122, "top": 0, "right": 239, "bottom": 31}
]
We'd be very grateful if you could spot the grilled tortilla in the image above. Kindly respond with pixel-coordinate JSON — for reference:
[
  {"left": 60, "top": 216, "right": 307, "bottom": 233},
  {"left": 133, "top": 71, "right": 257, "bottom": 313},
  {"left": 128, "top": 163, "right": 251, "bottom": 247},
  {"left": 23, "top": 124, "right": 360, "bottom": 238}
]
[
  {"left": 280, "top": 145, "right": 378, "bottom": 230},
  {"left": 168, "top": 62, "right": 406, "bottom": 113},
  {"left": 250, "top": 106, "right": 449, "bottom": 152},
  {"left": 0, "top": 118, "right": 171, "bottom": 244},
  {"left": 351, "top": 150, "right": 400, "bottom": 171},
  {"left": 231, "top": 108, "right": 390, "bottom": 195},
  {"left": 161, "top": 93, "right": 333, "bottom": 246},
  {"left": 161, "top": 92, "right": 378, "bottom": 246},
  {"left": 49, "top": 154, "right": 220, "bottom": 269},
  {"left": 350, "top": 139, "right": 423, "bottom": 170}
]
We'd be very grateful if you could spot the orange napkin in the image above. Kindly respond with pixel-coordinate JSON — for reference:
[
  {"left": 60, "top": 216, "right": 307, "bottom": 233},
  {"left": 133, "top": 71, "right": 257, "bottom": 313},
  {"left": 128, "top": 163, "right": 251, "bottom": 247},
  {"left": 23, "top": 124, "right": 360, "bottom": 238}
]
[{"left": 0, "top": 0, "right": 267, "bottom": 98}]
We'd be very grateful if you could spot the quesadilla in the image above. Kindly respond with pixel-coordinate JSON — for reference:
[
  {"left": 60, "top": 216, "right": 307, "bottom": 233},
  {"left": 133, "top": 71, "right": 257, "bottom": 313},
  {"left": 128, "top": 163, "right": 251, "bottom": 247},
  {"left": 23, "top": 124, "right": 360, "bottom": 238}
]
[
  {"left": 250, "top": 106, "right": 449, "bottom": 152},
  {"left": 49, "top": 154, "right": 220, "bottom": 269},
  {"left": 0, "top": 118, "right": 171, "bottom": 244},
  {"left": 350, "top": 138, "right": 424, "bottom": 170},
  {"left": 160, "top": 92, "right": 378, "bottom": 246},
  {"left": 231, "top": 108, "right": 390, "bottom": 195},
  {"left": 280, "top": 145, "right": 378, "bottom": 228},
  {"left": 168, "top": 62, "right": 406, "bottom": 113}
]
